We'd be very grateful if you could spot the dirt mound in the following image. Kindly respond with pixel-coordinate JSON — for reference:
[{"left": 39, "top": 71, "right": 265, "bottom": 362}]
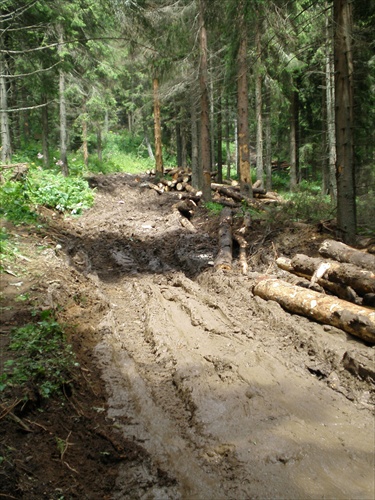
[{"left": 1, "top": 173, "right": 374, "bottom": 499}]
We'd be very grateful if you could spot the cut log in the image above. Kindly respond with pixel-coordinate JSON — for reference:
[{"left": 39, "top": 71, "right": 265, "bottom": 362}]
[
  {"left": 211, "top": 184, "right": 255, "bottom": 206},
  {"left": 141, "top": 182, "right": 164, "bottom": 194},
  {"left": 177, "top": 193, "right": 202, "bottom": 204},
  {"left": 214, "top": 207, "right": 233, "bottom": 271},
  {"left": 276, "top": 257, "right": 360, "bottom": 303},
  {"left": 234, "top": 232, "right": 248, "bottom": 274},
  {"left": 173, "top": 199, "right": 196, "bottom": 219},
  {"left": 319, "top": 239, "right": 375, "bottom": 272},
  {"left": 253, "top": 278, "right": 375, "bottom": 344},
  {"left": 172, "top": 201, "right": 196, "bottom": 233},
  {"left": 289, "top": 254, "right": 375, "bottom": 296}
]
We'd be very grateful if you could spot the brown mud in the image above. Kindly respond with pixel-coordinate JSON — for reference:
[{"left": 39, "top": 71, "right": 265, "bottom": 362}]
[{"left": 1, "top": 172, "right": 374, "bottom": 499}]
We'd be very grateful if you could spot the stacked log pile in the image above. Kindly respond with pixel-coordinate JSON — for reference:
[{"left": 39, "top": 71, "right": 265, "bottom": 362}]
[
  {"left": 143, "top": 168, "right": 284, "bottom": 207},
  {"left": 253, "top": 240, "right": 375, "bottom": 344}
]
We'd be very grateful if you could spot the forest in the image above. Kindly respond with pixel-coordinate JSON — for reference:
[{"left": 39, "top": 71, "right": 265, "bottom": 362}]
[
  {"left": 1, "top": 2, "right": 375, "bottom": 498},
  {"left": 1, "top": 0, "right": 374, "bottom": 242}
]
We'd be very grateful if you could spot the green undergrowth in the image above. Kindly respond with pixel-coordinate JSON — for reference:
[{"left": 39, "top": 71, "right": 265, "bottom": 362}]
[
  {"left": 204, "top": 201, "right": 224, "bottom": 215},
  {"left": 0, "top": 310, "right": 77, "bottom": 400},
  {"left": 0, "top": 165, "right": 95, "bottom": 224}
]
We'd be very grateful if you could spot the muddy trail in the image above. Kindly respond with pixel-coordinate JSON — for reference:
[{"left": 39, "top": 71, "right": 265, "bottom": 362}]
[{"left": 2, "top": 172, "right": 374, "bottom": 499}]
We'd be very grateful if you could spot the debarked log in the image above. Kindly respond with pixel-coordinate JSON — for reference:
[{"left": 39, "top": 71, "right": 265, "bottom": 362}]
[
  {"left": 214, "top": 207, "right": 233, "bottom": 270},
  {"left": 253, "top": 278, "right": 375, "bottom": 343},
  {"left": 289, "top": 254, "right": 375, "bottom": 296},
  {"left": 276, "top": 256, "right": 359, "bottom": 303},
  {"left": 234, "top": 232, "right": 248, "bottom": 275},
  {"left": 319, "top": 239, "right": 375, "bottom": 272}
]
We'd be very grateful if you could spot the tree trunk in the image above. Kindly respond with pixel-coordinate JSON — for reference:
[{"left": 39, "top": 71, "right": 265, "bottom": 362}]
[
  {"left": 199, "top": 0, "right": 211, "bottom": 201},
  {"left": 325, "top": 2, "right": 337, "bottom": 202},
  {"left": 289, "top": 79, "right": 299, "bottom": 190},
  {"left": 225, "top": 99, "right": 231, "bottom": 179},
  {"left": 97, "top": 127, "right": 102, "bottom": 162},
  {"left": 190, "top": 89, "right": 201, "bottom": 189},
  {"left": 319, "top": 239, "right": 375, "bottom": 272},
  {"left": 264, "top": 78, "right": 272, "bottom": 191},
  {"left": 59, "top": 68, "right": 69, "bottom": 176},
  {"left": 334, "top": 0, "right": 356, "bottom": 243},
  {"left": 153, "top": 76, "right": 163, "bottom": 174},
  {"left": 253, "top": 278, "right": 375, "bottom": 344},
  {"left": 210, "top": 62, "right": 215, "bottom": 172},
  {"left": 82, "top": 118, "right": 89, "bottom": 167},
  {"left": 237, "top": 13, "right": 252, "bottom": 197},
  {"left": 58, "top": 27, "right": 69, "bottom": 177},
  {"left": 181, "top": 123, "right": 188, "bottom": 169},
  {"left": 0, "top": 53, "right": 11, "bottom": 163},
  {"left": 176, "top": 115, "right": 182, "bottom": 167},
  {"left": 143, "top": 121, "right": 155, "bottom": 161},
  {"left": 41, "top": 94, "right": 49, "bottom": 167},
  {"left": 255, "top": 18, "right": 264, "bottom": 188},
  {"left": 234, "top": 118, "right": 239, "bottom": 178},
  {"left": 217, "top": 89, "right": 223, "bottom": 184},
  {"left": 214, "top": 207, "right": 233, "bottom": 270}
]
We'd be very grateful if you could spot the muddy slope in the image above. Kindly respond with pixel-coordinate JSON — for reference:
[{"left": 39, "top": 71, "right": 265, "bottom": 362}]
[{"left": 50, "top": 173, "right": 375, "bottom": 498}]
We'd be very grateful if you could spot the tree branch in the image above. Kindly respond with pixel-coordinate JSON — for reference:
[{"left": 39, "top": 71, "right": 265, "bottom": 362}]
[
  {"left": 1, "top": 100, "right": 55, "bottom": 113},
  {"left": 0, "top": 62, "right": 60, "bottom": 79}
]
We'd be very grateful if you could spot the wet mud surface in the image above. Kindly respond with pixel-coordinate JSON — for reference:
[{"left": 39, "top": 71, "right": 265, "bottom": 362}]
[{"left": 1, "top": 173, "right": 374, "bottom": 499}]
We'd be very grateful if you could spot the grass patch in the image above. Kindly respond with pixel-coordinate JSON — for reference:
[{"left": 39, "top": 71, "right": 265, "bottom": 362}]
[
  {"left": 204, "top": 201, "right": 224, "bottom": 216},
  {"left": 0, "top": 310, "right": 77, "bottom": 399}
]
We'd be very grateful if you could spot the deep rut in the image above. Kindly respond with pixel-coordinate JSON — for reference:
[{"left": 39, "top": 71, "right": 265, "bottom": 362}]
[
  {"left": 61, "top": 174, "right": 374, "bottom": 499},
  {"left": 92, "top": 271, "right": 374, "bottom": 499}
]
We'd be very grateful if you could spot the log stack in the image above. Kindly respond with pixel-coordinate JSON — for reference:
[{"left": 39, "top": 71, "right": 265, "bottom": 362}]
[
  {"left": 144, "top": 168, "right": 283, "bottom": 206},
  {"left": 254, "top": 239, "right": 375, "bottom": 344}
]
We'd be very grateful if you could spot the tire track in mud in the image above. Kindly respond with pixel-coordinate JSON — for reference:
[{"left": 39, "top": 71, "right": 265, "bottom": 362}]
[
  {"left": 63, "top": 174, "right": 374, "bottom": 499},
  {"left": 94, "top": 271, "right": 374, "bottom": 499}
]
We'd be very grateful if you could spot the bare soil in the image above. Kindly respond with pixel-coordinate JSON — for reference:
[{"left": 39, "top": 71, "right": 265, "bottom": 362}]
[{"left": 1, "top": 173, "right": 374, "bottom": 499}]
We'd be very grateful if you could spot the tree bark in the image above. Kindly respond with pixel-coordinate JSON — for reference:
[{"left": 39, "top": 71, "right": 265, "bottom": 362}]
[
  {"left": 82, "top": 103, "right": 89, "bottom": 168},
  {"left": 214, "top": 207, "right": 233, "bottom": 270},
  {"left": 255, "top": 17, "right": 264, "bottom": 188},
  {"left": 58, "top": 26, "right": 69, "bottom": 177},
  {"left": 264, "top": 77, "right": 272, "bottom": 191},
  {"left": 289, "top": 78, "right": 299, "bottom": 190},
  {"left": 334, "top": 0, "right": 356, "bottom": 243},
  {"left": 41, "top": 93, "right": 49, "bottom": 167},
  {"left": 153, "top": 76, "right": 163, "bottom": 174},
  {"left": 253, "top": 278, "right": 375, "bottom": 344},
  {"left": 237, "top": 3, "right": 253, "bottom": 197},
  {"left": 190, "top": 88, "right": 201, "bottom": 189},
  {"left": 319, "top": 239, "right": 375, "bottom": 272},
  {"left": 97, "top": 127, "right": 102, "bottom": 162},
  {"left": 276, "top": 256, "right": 359, "bottom": 303},
  {"left": 225, "top": 99, "right": 232, "bottom": 179},
  {"left": 0, "top": 52, "right": 11, "bottom": 163},
  {"left": 234, "top": 232, "right": 248, "bottom": 275},
  {"left": 285, "top": 253, "right": 375, "bottom": 296},
  {"left": 325, "top": 1, "right": 337, "bottom": 202},
  {"left": 217, "top": 89, "right": 223, "bottom": 184},
  {"left": 198, "top": 0, "right": 211, "bottom": 201}
]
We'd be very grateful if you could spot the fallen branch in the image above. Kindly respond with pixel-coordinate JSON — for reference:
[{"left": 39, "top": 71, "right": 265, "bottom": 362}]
[{"left": 253, "top": 278, "right": 375, "bottom": 344}]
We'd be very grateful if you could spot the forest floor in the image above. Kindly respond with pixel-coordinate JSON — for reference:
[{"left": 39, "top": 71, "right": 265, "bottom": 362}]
[{"left": 1, "top": 172, "right": 374, "bottom": 499}]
